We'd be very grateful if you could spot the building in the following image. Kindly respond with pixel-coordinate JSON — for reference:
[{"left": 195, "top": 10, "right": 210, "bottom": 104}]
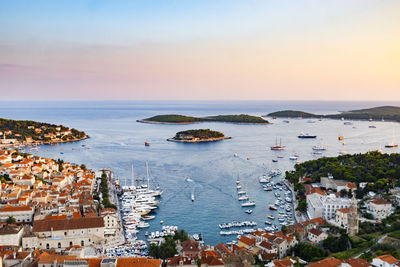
[
  {"left": 371, "top": 254, "right": 400, "bottom": 267},
  {"left": 0, "top": 205, "right": 34, "bottom": 223},
  {"left": 334, "top": 196, "right": 359, "bottom": 236},
  {"left": 182, "top": 240, "right": 201, "bottom": 258},
  {"left": 308, "top": 257, "right": 342, "bottom": 267},
  {"left": 368, "top": 199, "right": 392, "bottom": 220},
  {"left": 23, "top": 217, "right": 104, "bottom": 250},
  {"left": 0, "top": 225, "right": 24, "bottom": 246},
  {"left": 341, "top": 258, "right": 372, "bottom": 267},
  {"left": 307, "top": 193, "right": 352, "bottom": 220},
  {"left": 308, "top": 228, "right": 328, "bottom": 243}
]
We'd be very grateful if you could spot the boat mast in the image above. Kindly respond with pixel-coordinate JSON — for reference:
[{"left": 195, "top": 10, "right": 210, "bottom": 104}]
[
  {"left": 146, "top": 161, "right": 150, "bottom": 189},
  {"left": 131, "top": 163, "right": 135, "bottom": 187}
]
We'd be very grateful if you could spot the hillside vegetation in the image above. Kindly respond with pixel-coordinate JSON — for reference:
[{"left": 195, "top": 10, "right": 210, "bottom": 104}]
[
  {"left": 174, "top": 129, "right": 225, "bottom": 140},
  {"left": 268, "top": 106, "right": 400, "bottom": 122},
  {"left": 142, "top": 114, "right": 269, "bottom": 124}
]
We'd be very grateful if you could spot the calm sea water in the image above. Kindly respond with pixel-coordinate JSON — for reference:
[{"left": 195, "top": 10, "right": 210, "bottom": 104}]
[{"left": 1, "top": 100, "right": 400, "bottom": 245}]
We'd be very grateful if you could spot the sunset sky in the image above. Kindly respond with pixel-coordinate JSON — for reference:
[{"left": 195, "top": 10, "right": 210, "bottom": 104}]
[{"left": 0, "top": 0, "right": 399, "bottom": 101}]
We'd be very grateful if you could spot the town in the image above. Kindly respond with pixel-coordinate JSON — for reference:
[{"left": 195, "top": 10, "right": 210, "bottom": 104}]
[{"left": 0, "top": 147, "right": 399, "bottom": 267}]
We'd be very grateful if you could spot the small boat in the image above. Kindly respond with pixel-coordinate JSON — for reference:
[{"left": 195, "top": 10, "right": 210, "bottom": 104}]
[
  {"left": 369, "top": 125, "right": 376, "bottom": 128},
  {"left": 160, "top": 220, "right": 164, "bottom": 224},
  {"left": 247, "top": 157, "right": 251, "bottom": 160},
  {"left": 298, "top": 133, "right": 317, "bottom": 139},
  {"left": 344, "top": 121, "right": 353, "bottom": 125},
  {"left": 145, "top": 141, "right": 150, "bottom": 146},
  {"left": 338, "top": 135, "right": 344, "bottom": 141},
  {"left": 267, "top": 215, "right": 275, "bottom": 219},
  {"left": 265, "top": 220, "right": 272, "bottom": 225},
  {"left": 241, "top": 201, "right": 256, "bottom": 207},
  {"left": 191, "top": 193, "right": 195, "bottom": 202},
  {"left": 245, "top": 209, "right": 253, "bottom": 214},
  {"left": 269, "top": 205, "right": 277, "bottom": 210},
  {"left": 283, "top": 120, "right": 290, "bottom": 123},
  {"left": 289, "top": 156, "right": 298, "bottom": 160},
  {"left": 313, "top": 145, "right": 327, "bottom": 151},
  {"left": 385, "top": 144, "right": 398, "bottom": 148},
  {"left": 234, "top": 153, "right": 238, "bottom": 157},
  {"left": 238, "top": 195, "right": 249, "bottom": 201},
  {"left": 272, "top": 159, "right": 278, "bottom": 163}
]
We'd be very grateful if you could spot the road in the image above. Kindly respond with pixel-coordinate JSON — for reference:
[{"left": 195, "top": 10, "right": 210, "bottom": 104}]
[{"left": 354, "top": 234, "right": 387, "bottom": 258}]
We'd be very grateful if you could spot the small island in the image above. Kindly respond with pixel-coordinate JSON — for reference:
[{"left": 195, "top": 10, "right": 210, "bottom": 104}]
[
  {"left": 138, "top": 114, "right": 269, "bottom": 124},
  {"left": 167, "top": 129, "right": 231, "bottom": 143},
  {"left": 0, "top": 118, "right": 88, "bottom": 148},
  {"left": 267, "top": 106, "right": 400, "bottom": 122}
]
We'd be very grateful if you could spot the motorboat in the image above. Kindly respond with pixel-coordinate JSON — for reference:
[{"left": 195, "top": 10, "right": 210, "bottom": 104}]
[
  {"left": 298, "top": 133, "right": 317, "bottom": 139},
  {"left": 241, "top": 201, "right": 256, "bottom": 207}
]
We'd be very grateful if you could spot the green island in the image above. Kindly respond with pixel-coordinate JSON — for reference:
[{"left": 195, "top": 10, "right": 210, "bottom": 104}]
[
  {"left": 167, "top": 129, "right": 231, "bottom": 143},
  {"left": 137, "top": 114, "right": 269, "bottom": 124},
  {"left": 267, "top": 106, "right": 400, "bottom": 122},
  {"left": 0, "top": 118, "right": 88, "bottom": 147}
]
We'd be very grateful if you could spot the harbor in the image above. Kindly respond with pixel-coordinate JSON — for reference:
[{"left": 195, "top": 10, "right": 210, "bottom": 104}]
[{"left": 12, "top": 100, "right": 400, "bottom": 245}]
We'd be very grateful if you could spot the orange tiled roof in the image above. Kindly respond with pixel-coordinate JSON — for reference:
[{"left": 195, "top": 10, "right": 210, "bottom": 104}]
[
  {"left": 371, "top": 198, "right": 391, "bottom": 205},
  {"left": 374, "top": 254, "right": 399, "bottom": 264},
  {"left": 0, "top": 204, "right": 32, "bottom": 212},
  {"left": 309, "top": 257, "right": 342, "bottom": 267}
]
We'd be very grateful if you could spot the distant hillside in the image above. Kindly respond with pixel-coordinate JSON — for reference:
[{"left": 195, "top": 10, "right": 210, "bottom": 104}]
[
  {"left": 268, "top": 106, "right": 400, "bottom": 122},
  {"left": 204, "top": 114, "right": 269, "bottom": 123},
  {"left": 267, "top": 110, "right": 319, "bottom": 118},
  {"left": 138, "top": 114, "right": 269, "bottom": 124},
  {"left": 141, "top": 114, "right": 202, "bottom": 124}
]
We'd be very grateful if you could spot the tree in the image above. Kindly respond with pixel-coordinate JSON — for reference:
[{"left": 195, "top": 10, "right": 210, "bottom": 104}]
[
  {"left": 297, "top": 199, "right": 307, "bottom": 212},
  {"left": 292, "top": 242, "right": 327, "bottom": 262},
  {"left": 281, "top": 225, "right": 288, "bottom": 234},
  {"left": 80, "top": 164, "right": 87, "bottom": 170},
  {"left": 196, "top": 258, "right": 202, "bottom": 267},
  {"left": 6, "top": 216, "right": 16, "bottom": 224}
]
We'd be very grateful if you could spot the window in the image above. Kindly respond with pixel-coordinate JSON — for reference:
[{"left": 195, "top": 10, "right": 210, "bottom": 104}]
[
  {"left": 70, "top": 241, "right": 73, "bottom": 246},
  {"left": 58, "top": 242, "right": 61, "bottom": 248},
  {"left": 81, "top": 240, "right": 84, "bottom": 246},
  {"left": 46, "top": 243, "right": 50, "bottom": 249},
  {"left": 65, "top": 232, "right": 67, "bottom": 236}
]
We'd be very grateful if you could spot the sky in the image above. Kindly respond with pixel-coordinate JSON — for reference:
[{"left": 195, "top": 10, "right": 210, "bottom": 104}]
[{"left": 0, "top": 0, "right": 399, "bottom": 101}]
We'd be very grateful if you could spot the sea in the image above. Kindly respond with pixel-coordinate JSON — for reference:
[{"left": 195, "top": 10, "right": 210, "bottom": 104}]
[{"left": 1, "top": 100, "right": 400, "bottom": 245}]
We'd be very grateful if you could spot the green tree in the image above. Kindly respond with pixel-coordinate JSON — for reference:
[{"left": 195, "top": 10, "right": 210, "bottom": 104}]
[
  {"left": 6, "top": 216, "right": 16, "bottom": 224},
  {"left": 196, "top": 258, "right": 202, "bottom": 267},
  {"left": 297, "top": 199, "right": 307, "bottom": 212}
]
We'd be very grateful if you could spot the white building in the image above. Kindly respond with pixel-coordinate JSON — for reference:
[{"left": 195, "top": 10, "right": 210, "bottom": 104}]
[
  {"left": 0, "top": 205, "right": 34, "bottom": 223},
  {"left": 368, "top": 198, "right": 392, "bottom": 220},
  {"left": 23, "top": 217, "right": 105, "bottom": 250},
  {"left": 372, "top": 254, "right": 400, "bottom": 267},
  {"left": 307, "top": 193, "right": 352, "bottom": 220},
  {"left": 0, "top": 225, "right": 24, "bottom": 246},
  {"left": 308, "top": 228, "right": 328, "bottom": 243}
]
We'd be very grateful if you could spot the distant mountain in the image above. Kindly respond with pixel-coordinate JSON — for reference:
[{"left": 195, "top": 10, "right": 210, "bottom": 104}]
[{"left": 267, "top": 106, "right": 400, "bottom": 122}]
